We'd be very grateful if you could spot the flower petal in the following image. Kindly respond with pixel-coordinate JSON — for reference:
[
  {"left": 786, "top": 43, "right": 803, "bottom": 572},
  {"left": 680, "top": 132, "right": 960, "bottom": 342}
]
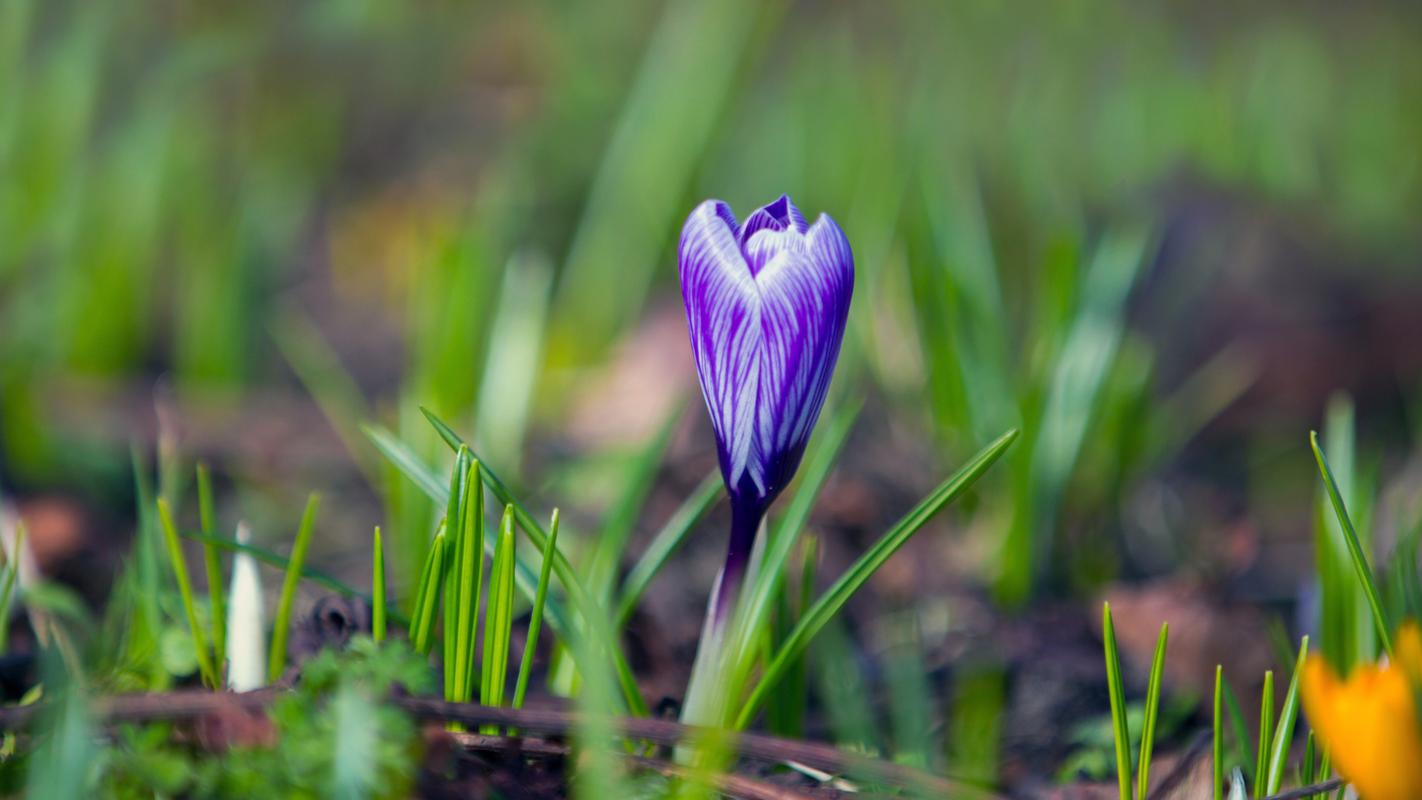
[
  {"left": 750, "top": 212, "right": 854, "bottom": 498},
  {"left": 1303, "top": 656, "right": 1422, "bottom": 800},
  {"left": 738, "top": 194, "right": 791, "bottom": 247},
  {"left": 783, "top": 196, "right": 809, "bottom": 233},
  {"left": 738, "top": 194, "right": 811, "bottom": 246},
  {"left": 679, "top": 200, "right": 762, "bottom": 491},
  {"left": 742, "top": 224, "right": 802, "bottom": 277}
]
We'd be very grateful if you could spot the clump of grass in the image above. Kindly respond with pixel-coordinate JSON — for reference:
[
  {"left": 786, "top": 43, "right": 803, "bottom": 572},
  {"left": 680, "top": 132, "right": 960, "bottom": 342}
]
[{"left": 1102, "top": 601, "right": 1315, "bottom": 800}]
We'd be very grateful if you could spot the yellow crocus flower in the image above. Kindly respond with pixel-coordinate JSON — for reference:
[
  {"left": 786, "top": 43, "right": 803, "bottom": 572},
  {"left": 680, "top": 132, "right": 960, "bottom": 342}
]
[{"left": 1302, "top": 624, "right": 1422, "bottom": 800}]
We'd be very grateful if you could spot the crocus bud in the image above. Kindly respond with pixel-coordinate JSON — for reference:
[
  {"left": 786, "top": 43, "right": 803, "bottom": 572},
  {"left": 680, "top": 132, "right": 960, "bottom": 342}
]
[
  {"left": 678, "top": 194, "right": 853, "bottom": 610},
  {"left": 226, "top": 522, "right": 266, "bottom": 692}
]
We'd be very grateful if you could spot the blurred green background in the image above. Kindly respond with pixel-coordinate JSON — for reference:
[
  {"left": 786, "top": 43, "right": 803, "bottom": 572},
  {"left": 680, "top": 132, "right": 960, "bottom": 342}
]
[{"left": 3, "top": 0, "right": 1422, "bottom": 608}]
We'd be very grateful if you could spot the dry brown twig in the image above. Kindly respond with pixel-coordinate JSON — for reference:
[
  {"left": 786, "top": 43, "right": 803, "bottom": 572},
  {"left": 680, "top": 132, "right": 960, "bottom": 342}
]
[
  {"left": 0, "top": 690, "right": 1003, "bottom": 799},
  {"left": 1257, "top": 779, "right": 1344, "bottom": 800},
  {"left": 451, "top": 731, "right": 814, "bottom": 800}
]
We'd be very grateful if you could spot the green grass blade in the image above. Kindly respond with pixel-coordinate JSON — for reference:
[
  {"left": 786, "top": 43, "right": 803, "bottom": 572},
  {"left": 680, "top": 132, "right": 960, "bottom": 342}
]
[
  {"left": 443, "top": 447, "right": 472, "bottom": 702},
  {"left": 514, "top": 509, "right": 560, "bottom": 711},
  {"left": 268, "top": 493, "right": 320, "bottom": 682},
  {"left": 1253, "top": 670, "right": 1274, "bottom": 800},
  {"left": 362, "top": 422, "right": 570, "bottom": 637},
  {"left": 196, "top": 463, "right": 225, "bottom": 674},
  {"left": 1137, "top": 621, "right": 1169, "bottom": 800},
  {"left": 1222, "top": 678, "right": 1253, "bottom": 780},
  {"left": 482, "top": 506, "right": 518, "bottom": 730},
  {"left": 466, "top": 459, "right": 488, "bottom": 703},
  {"left": 410, "top": 530, "right": 448, "bottom": 655},
  {"left": 735, "top": 427, "right": 1018, "bottom": 729},
  {"left": 452, "top": 458, "right": 484, "bottom": 703},
  {"left": 615, "top": 471, "right": 720, "bottom": 628},
  {"left": 1213, "top": 665, "right": 1224, "bottom": 800},
  {"left": 362, "top": 422, "right": 447, "bottom": 500},
  {"left": 129, "top": 446, "right": 164, "bottom": 684},
  {"left": 423, "top": 408, "right": 464, "bottom": 451},
  {"left": 1102, "top": 603, "right": 1132, "bottom": 800},
  {"left": 372, "top": 527, "right": 386, "bottom": 643},
  {"left": 0, "top": 523, "right": 24, "bottom": 654},
  {"left": 767, "top": 535, "right": 817, "bottom": 740},
  {"left": 1266, "top": 636, "right": 1310, "bottom": 795},
  {"left": 156, "top": 499, "right": 217, "bottom": 688},
  {"left": 419, "top": 407, "right": 648, "bottom": 716},
  {"left": 1315, "top": 398, "right": 1367, "bottom": 673},
  {"left": 1311, "top": 431, "right": 1392, "bottom": 655},
  {"left": 1301, "top": 732, "right": 1315, "bottom": 795}
]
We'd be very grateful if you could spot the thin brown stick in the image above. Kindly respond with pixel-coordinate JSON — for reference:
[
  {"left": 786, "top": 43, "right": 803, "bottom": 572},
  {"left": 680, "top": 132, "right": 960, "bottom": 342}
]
[
  {"left": 1258, "top": 778, "right": 1343, "bottom": 800},
  {"left": 397, "top": 695, "right": 997, "bottom": 798},
  {"left": 450, "top": 731, "right": 815, "bottom": 800},
  {"left": 629, "top": 754, "right": 817, "bottom": 800},
  {"left": 447, "top": 730, "right": 570, "bottom": 760},
  {"left": 0, "top": 691, "right": 1000, "bottom": 799}
]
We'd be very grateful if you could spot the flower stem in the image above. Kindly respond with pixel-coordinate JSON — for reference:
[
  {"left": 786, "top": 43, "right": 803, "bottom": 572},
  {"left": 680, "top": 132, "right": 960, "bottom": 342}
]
[
  {"left": 714, "top": 501, "right": 763, "bottom": 626},
  {"left": 682, "top": 509, "right": 765, "bottom": 739}
]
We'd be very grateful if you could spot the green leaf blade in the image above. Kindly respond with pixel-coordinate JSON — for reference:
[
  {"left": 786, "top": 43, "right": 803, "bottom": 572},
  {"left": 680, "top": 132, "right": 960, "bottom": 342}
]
[
  {"left": 1311, "top": 430, "right": 1392, "bottom": 655},
  {"left": 1102, "top": 603, "right": 1132, "bottom": 800},
  {"left": 157, "top": 499, "right": 217, "bottom": 688},
  {"left": 514, "top": 509, "right": 560, "bottom": 711},
  {"left": 735, "top": 427, "right": 1018, "bottom": 729},
  {"left": 1266, "top": 637, "right": 1310, "bottom": 795},
  {"left": 1137, "top": 622, "right": 1169, "bottom": 800},
  {"left": 372, "top": 527, "right": 386, "bottom": 643},
  {"left": 268, "top": 494, "right": 321, "bottom": 682},
  {"left": 196, "top": 463, "right": 226, "bottom": 675}
]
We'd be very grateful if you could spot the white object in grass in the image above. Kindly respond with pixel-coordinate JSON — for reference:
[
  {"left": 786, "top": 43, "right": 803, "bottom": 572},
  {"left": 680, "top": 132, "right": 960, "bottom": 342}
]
[{"left": 226, "top": 522, "right": 266, "bottom": 692}]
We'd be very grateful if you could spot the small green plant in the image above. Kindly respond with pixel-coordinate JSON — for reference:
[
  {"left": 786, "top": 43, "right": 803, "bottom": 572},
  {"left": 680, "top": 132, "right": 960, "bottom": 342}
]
[
  {"left": 102, "top": 638, "right": 430, "bottom": 799},
  {"left": 1101, "top": 602, "right": 1315, "bottom": 800}
]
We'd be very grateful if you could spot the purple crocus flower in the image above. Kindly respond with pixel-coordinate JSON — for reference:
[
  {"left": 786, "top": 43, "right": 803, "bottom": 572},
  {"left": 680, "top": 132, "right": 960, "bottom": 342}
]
[{"left": 679, "top": 195, "right": 854, "bottom": 617}]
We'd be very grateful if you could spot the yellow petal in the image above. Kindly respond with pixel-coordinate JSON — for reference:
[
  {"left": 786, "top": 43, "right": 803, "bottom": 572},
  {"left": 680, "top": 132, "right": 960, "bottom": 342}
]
[
  {"left": 1303, "top": 656, "right": 1422, "bottom": 800},
  {"left": 1394, "top": 622, "right": 1422, "bottom": 684}
]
